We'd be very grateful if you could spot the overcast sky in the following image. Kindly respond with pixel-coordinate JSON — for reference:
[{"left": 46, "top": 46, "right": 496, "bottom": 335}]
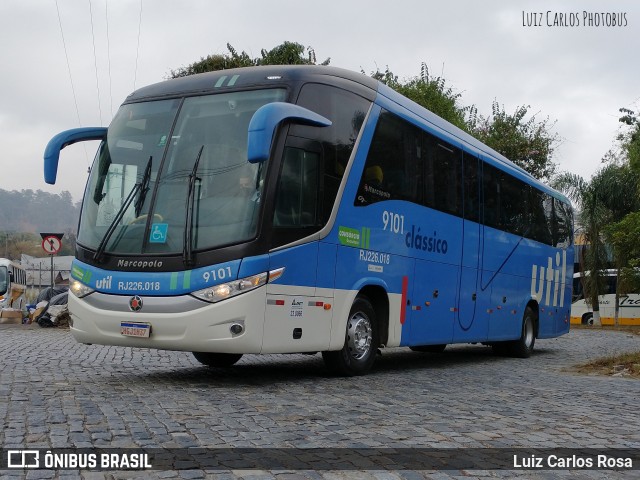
[{"left": 0, "top": 0, "right": 638, "bottom": 204}]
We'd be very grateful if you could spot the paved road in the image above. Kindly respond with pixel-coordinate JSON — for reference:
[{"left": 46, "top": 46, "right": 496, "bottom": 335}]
[{"left": 1, "top": 324, "right": 639, "bottom": 479}]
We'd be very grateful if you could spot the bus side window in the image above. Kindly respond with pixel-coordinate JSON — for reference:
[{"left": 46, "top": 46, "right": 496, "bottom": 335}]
[
  {"left": 427, "top": 137, "right": 461, "bottom": 217},
  {"left": 293, "top": 83, "right": 371, "bottom": 222},
  {"left": 554, "top": 199, "right": 573, "bottom": 248},
  {"left": 482, "top": 163, "right": 500, "bottom": 230},
  {"left": 355, "top": 110, "right": 422, "bottom": 206},
  {"left": 462, "top": 152, "right": 480, "bottom": 223},
  {"left": 273, "top": 147, "right": 320, "bottom": 228},
  {"left": 529, "top": 189, "right": 553, "bottom": 245}
]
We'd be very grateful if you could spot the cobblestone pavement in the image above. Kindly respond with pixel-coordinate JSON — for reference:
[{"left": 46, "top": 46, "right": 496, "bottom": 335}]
[{"left": 1, "top": 324, "right": 639, "bottom": 479}]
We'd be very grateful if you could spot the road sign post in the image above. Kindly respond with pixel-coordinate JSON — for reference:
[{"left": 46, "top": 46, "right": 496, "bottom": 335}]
[{"left": 40, "top": 233, "right": 64, "bottom": 289}]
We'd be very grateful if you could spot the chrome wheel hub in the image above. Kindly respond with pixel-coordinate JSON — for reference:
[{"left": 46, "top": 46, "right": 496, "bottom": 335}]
[{"left": 347, "top": 312, "right": 372, "bottom": 360}]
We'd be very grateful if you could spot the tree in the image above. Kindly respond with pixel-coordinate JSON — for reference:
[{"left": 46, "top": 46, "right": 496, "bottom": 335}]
[
  {"left": 605, "top": 211, "right": 640, "bottom": 324},
  {"left": 471, "top": 102, "right": 559, "bottom": 181},
  {"left": 169, "top": 42, "right": 329, "bottom": 78},
  {"left": 554, "top": 164, "right": 640, "bottom": 325},
  {"left": 0, "top": 188, "right": 80, "bottom": 235},
  {"left": 169, "top": 43, "right": 559, "bottom": 181},
  {"left": 367, "top": 63, "right": 471, "bottom": 131},
  {"left": 619, "top": 107, "right": 640, "bottom": 172}
]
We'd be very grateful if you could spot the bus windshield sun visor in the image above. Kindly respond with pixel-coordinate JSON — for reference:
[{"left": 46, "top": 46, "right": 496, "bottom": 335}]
[
  {"left": 44, "top": 127, "right": 107, "bottom": 184},
  {"left": 247, "top": 102, "right": 331, "bottom": 163}
]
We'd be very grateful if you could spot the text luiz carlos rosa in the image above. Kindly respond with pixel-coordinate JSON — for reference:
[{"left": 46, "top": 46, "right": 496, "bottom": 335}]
[{"left": 514, "top": 454, "right": 632, "bottom": 469}]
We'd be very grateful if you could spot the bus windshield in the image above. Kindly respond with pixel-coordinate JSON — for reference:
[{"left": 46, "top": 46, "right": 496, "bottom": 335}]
[{"left": 77, "top": 88, "right": 287, "bottom": 256}]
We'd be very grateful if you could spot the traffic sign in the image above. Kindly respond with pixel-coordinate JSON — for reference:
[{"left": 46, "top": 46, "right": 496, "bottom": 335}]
[{"left": 42, "top": 236, "right": 62, "bottom": 254}]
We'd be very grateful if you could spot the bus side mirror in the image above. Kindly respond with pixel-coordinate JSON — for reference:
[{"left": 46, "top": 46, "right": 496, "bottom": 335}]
[
  {"left": 247, "top": 102, "right": 331, "bottom": 164},
  {"left": 44, "top": 127, "right": 107, "bottom": 184}
]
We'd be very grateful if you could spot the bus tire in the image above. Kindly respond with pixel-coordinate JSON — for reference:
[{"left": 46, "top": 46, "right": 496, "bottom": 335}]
[
  {"left": 505, "top": 307, "right": 537, "bottom": 358},
  {"left": 581, "top": 312, "right": 594, "bottom": 325},
  {"left": 410, "top": 344, "right": 447, "bottom": 353},
  {"left": 322, "top": 296, "right": 379, "bottom": 376},
  {"left": 192, "top": 352, "right": 243, "bottom": 367}
]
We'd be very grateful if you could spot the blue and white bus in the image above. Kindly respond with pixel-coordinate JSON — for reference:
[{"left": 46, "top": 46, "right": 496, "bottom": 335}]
[{"left": 44, "top": 66, "right": 573, "bottom": 375}]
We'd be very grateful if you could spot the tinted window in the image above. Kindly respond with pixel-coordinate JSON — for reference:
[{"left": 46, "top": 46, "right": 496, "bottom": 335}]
[
  {"left": 482, "top": 163, "right": 500, "bottom": 230},
  {"left": 499, "top": 173, "right": 529, "bottom": 236},
  {"left": 356, "top": 111, "right": 423, "bottom": 205},
  {"left": 426, "top": 135, "right": 462, "bottom": 217},
  {"left": 293, "top": 84, "right": 371, "bottom": 222},
  {"left": 529, "top": 189, "right": 553, "bottom": 245},
  {"left": 482, "top": 164, "right": 570, "bottom": 246},
  {"left": 273, "top": 147, "right": 320, "bottom": 228},
  {"left": 463, "top": 153, "right": 480, "bottom": 223},
  {"left": 554, "top": 199, "right": 573, "bottom": 248},
  {"left": 352, "top": 109, "right": 570, "bottom": 248}
]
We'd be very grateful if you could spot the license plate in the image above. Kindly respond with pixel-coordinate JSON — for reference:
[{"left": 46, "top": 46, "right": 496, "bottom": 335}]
[{"left": 120, "top": 322, "right": 151, "bottom": 338}]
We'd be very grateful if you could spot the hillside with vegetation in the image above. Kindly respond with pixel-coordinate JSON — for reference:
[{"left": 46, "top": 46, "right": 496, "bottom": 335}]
[{"left": 0, "top": 188, "right": 79, "bottom": 259}]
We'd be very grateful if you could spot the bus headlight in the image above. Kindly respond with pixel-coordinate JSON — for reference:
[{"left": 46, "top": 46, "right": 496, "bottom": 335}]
[
  {"left": 192, "top": 272, "right": 268, "bottom": 303},
  {"left": 69, "top": 278, "right": 95, "bottom": 298}
]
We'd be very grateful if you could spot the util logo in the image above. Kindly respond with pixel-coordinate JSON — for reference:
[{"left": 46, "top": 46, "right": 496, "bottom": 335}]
[
  {"left": 531, "top": 251, "right": 567, "bottom": 307},
  {"left": 95, "top": 275, "right": 112, "bottom": 289}
]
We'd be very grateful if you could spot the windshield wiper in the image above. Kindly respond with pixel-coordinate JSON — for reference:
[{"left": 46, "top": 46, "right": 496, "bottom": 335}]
[
  {"left": 183, "top": 146, "right": 204, "bottom": 267},
  {"left": 134, "top": 156, "right": 153, "bottom": 216},
  {"left": 93, "top": 156, "right": 153, "bottom": 262}
]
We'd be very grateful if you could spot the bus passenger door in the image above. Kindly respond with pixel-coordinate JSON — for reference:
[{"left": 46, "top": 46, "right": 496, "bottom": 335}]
[{"left": 263, "top": 138, "right": 334, "bottom": 353}]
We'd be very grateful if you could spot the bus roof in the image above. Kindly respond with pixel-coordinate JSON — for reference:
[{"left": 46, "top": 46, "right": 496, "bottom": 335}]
[
  {"left": 124, "top": 65, "right": 379, "bottom": 103},
  {"left": 124, "top": 65, "right": 569, "bottom": 205}
]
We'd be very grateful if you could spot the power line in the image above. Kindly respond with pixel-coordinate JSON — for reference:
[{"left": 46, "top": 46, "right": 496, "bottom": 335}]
[
  {"left": 105, "top": 0, "right": 114, "bottom": 118},
  {"left": 54, "top": 0, "right": 90, "bottom": 171},
  {"left": 88, "top": 0, "right": 103, "bottom": 125},
  {"left": 133, "top": 0, "right": 143, "bottom": 90},
  {"left": 54, "top": 0, "right": 82, "bottom": 128}
]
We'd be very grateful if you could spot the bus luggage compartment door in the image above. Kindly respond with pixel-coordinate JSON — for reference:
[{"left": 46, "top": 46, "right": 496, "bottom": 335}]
[{"left": 407, "top": 259, "right": 454, "bottom": 346}]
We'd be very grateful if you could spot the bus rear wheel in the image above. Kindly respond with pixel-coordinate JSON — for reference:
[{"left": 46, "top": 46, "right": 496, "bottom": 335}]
[
  {"left": 192, "top": 352, "right": 243, "bottom": 367},
  {"left": 322, "top": 296, "right": 379, "bottom": 376},
  {"left": 505, "top": 307, "right": 537, "bottom": 358},
  {"left": 491, "top": 308, "right": 537, "bottom": 357}
]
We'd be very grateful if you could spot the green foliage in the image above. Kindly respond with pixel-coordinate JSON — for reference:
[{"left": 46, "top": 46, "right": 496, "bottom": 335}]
[
  {"left": 259, "top": 42, "right": 329, "bottom": 66},
  {"left": 618, "top": 107, "right": 640, "bottom": 172},
  {"left": 605, "top": 211, "right": 640, "bottom": 293},
  {"left": 471, "top": 102, "right": 559, "bottom": 181},
  {"left": 169, "top": 42, "right": 329, "bottom": 78},
  {"left": 366, "top": 63, "right": 470, "bottom": 131}
]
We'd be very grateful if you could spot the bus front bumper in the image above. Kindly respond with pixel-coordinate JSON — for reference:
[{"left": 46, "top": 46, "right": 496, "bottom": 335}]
[{"left": 68, "top": 288, "right": 267, "bottom": 353}]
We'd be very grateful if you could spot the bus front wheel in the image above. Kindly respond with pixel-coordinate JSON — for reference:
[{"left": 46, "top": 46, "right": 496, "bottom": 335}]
[
  {"left": 322, "top": 296, "right": 379, "bottom": 376},
  {"left": 192, "top": 352, "right": 243, "bottom": 367}
]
